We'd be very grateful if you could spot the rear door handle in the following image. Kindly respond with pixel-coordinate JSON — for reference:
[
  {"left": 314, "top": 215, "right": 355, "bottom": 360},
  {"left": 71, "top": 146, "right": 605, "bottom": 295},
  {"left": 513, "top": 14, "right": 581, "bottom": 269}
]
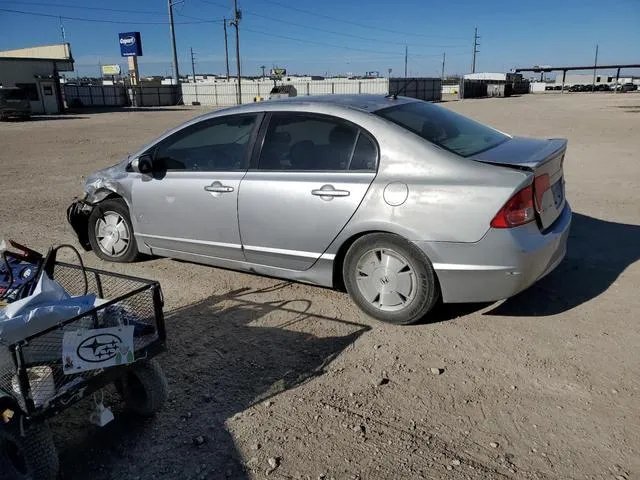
[
  {"left": 204, "top": 182, "right": 234, "bottom": 193},
  {"left": 312, "top": 185, "right": 350, "bottom": 198}
]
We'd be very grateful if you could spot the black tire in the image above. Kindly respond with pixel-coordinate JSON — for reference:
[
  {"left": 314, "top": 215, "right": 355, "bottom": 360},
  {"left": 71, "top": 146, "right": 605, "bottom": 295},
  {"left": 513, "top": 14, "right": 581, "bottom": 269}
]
[
  {"left": 87, "top": 198, "right": 140, "bottom": 263},
  {"left": 115, "top": 360, "right": 168, "bottom": 417},
  {"left": 0, "top": 421, "right": 59, "bottom": 480},
  {"left": 343, "top": 233, "right": 440, "bottom": 325}
]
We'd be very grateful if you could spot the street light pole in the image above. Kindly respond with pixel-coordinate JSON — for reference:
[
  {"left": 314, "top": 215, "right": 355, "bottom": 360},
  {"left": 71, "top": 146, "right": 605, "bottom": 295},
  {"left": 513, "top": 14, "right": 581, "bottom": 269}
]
[{"left": 168, "top": 0, "right": 180, "bottom": 85}]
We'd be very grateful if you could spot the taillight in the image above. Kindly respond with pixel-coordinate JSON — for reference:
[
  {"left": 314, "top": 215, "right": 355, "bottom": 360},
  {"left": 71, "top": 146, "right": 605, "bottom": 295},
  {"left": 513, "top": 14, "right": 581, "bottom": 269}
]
[
  {"left": 533, "top": 174, "right": 550, "bottom": 212},
  {"left": 490, "top": 184, "right": 535, "bottom": 228}
]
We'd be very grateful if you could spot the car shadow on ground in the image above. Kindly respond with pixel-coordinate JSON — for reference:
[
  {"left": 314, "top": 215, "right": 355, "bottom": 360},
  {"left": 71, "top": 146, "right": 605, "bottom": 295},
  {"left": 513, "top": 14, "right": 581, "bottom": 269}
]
[
  {"left": 54, "top": 283, "right": 370, "bottom": 480},
  {"left": 486, "top": 212, "right": 640, "bottom": 316}
]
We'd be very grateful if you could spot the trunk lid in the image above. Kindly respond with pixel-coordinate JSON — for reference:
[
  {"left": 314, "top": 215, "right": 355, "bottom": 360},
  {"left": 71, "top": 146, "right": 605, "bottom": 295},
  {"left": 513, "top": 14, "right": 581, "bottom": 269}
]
[{"left": 472, "top": 137, "right": 567, "bottom": 231}]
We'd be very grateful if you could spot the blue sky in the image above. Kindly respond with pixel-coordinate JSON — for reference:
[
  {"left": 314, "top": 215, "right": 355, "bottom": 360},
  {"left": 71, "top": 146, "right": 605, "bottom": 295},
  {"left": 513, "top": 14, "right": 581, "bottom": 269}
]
[{"left": 0, "top": 0, "right": 638, "bottom": 78}]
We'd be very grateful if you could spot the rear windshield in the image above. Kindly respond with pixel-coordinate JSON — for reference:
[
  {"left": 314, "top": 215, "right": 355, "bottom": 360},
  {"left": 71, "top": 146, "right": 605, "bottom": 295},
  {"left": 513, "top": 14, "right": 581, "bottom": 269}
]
[
  {"left": 0, "top": 89, "right": 27, "bottom": 101},
  {"left": 375, "top": 101, "right": 508, "bottom": 157}
]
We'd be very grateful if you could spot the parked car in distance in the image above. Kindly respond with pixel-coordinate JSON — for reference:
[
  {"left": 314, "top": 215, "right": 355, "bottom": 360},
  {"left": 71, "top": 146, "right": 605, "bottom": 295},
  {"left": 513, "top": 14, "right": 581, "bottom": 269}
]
[
  {"left": 568, "top": 84, "right": 582, "bottom": 92},
  {"left": 67, "top": 95, "right": 571, "bottom": 325},
  {"left": 0, "top": 87, "right": 31, "bottom": 120},
  {"left": 620, "top": 83, "right": 638, "bottom": 92},
  {"left": 553, "top": 85, "right": 562, "bottom": 91}
]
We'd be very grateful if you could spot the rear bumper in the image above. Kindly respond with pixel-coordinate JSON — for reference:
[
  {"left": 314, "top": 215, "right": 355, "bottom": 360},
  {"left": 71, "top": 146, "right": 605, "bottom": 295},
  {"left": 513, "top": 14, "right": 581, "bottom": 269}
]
[{"left": 415, "top": 203, "right": 572, "bottom": 303}]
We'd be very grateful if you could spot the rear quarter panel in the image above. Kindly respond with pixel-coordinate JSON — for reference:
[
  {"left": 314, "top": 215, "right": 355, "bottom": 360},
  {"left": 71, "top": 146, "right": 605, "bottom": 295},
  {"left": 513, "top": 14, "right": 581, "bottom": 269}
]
[{"left": 329, "top": 118, "right": 532, "bottom": 246}]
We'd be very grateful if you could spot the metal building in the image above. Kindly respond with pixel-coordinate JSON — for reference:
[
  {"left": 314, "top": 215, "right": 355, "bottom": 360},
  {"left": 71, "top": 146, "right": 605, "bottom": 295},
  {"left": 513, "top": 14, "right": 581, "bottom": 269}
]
[{"left": 0, "top": 44, "right": 74, "bottom": 114}]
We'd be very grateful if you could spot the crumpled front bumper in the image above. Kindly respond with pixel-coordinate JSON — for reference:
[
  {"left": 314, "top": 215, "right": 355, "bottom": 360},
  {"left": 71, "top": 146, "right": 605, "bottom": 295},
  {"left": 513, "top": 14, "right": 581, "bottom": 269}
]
[{"left": 66, "top": 199, "right": 94, "bottom": 251}]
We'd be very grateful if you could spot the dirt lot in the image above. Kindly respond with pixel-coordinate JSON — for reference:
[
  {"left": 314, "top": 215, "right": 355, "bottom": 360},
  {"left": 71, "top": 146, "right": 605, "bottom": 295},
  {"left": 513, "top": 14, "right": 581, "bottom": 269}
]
[{"left": 1, "top": 93, "right": 639, "bottom": 480}]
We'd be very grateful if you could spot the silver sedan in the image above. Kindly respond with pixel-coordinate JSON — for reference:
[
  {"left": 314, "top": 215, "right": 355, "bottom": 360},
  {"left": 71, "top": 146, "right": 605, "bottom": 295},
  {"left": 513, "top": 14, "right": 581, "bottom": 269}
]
[{"left": 67, "top": 95, "right": 571, "bottom": 324}]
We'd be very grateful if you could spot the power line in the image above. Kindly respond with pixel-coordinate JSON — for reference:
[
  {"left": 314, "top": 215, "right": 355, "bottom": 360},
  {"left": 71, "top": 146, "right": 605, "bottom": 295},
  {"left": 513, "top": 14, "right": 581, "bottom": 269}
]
[
  {"left": 257, "top": 0, "right": 467, "bottom": 40},
  {"left": 0, "top": 7, "right": 221, "bottom": 24},
  {"left": 0, "top": 1, "right": 166, "bottom": 15},
  {"left": 242, "top": 27, "right": 457, "bottom": 59},
  {"left": 195, "top": 0, "right": 466, "bottom": 49},
  {"left": 244, "top": 10, "right": 465, "bottom": 49},
  {"left": 176, "top": 12, "right": 224, "bottom": 23}
]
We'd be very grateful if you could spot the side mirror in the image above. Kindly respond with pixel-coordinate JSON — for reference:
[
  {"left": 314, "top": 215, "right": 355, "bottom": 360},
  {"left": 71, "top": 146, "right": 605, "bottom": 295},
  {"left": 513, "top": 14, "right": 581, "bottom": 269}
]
[{"left": 130, "top": 154, "right": 154, "bottom": 175}]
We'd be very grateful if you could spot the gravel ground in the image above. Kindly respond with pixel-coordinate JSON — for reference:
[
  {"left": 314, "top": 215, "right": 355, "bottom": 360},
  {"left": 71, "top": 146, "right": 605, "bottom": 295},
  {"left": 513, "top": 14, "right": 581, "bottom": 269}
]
[{"left": 0, "top": 93, "right": 639, "bottom": 480}]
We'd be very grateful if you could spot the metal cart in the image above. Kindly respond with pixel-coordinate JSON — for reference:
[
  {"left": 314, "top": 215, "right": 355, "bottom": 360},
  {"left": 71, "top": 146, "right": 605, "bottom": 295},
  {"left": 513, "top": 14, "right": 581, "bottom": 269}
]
[{"left": 0, "top": 260, "right": 168, "bottom": 480}]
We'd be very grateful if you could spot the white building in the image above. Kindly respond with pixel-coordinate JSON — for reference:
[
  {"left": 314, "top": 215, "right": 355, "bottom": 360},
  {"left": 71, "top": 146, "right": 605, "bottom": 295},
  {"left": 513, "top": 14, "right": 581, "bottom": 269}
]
[
  {"left": 0, "top": 43, "right": 74, "bottom": 114},
  {"left": 553, "top": 73, "right": 638, "bottom": 86}
]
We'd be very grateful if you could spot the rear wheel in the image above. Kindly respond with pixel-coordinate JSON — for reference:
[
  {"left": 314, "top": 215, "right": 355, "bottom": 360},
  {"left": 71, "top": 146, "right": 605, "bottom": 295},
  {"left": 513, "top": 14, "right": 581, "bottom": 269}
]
[
  {"left": 343, "top": 233, "right": 440, "bottom": 325},
  {"left": 0, "top": 421, "right": 58, "bottom": 480},
  {"left": 88, "top": 198, "right": 140, "bottom": 263},
  {"left": 115, "top": 359, "right": 168, "bottom": 417}
]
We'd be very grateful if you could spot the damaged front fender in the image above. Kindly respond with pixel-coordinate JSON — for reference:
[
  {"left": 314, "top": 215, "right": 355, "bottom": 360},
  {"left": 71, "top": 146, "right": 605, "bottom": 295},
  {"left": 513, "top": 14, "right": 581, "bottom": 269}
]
[{"left": 69, "top": 157, "right": 133, "bottom": 251}]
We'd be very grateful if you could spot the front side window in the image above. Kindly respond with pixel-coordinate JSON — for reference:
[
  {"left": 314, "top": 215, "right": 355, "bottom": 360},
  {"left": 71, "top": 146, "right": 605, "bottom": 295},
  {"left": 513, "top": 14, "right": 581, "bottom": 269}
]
[
  {"left": 155, "top": 114, "right": 257, "bottom": 171},
  {"left": 376, "top": 101, "right": 508, "bottom": 157},
  {"left": 258, "top": 113, "right": 365, "bottom": 171}
]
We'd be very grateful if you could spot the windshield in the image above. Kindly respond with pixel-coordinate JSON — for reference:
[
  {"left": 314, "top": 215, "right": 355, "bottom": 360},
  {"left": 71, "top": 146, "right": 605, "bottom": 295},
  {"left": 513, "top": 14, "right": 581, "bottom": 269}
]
[{"left": 375, "top": 101, "right": 509, "bottom": 157}]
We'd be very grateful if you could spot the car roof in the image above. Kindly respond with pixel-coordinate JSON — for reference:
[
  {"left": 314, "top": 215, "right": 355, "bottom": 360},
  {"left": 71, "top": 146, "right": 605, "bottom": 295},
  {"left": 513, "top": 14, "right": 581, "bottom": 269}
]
[{"left": 225, "top": 94, "right": 418, "bottom": 115}]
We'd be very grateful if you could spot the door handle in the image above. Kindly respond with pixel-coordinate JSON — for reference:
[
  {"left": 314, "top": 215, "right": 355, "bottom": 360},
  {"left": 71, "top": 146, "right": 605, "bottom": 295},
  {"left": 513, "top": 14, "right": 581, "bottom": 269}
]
[
  {"left": 311, "top": 185, "right": 350, "bottom": 198},
  {"left": 204, "top": 182, "right": 234, "bottom": 193}
]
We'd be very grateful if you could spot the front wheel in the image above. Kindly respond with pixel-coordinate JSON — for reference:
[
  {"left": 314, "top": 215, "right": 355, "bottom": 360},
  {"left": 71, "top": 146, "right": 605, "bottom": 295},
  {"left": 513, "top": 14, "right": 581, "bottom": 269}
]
[
  {"left": 87, "top": 198, "right": 140, "bottom": 263},
  {"left": 343, "top": 233, "right": 440, "bottom": 325}
]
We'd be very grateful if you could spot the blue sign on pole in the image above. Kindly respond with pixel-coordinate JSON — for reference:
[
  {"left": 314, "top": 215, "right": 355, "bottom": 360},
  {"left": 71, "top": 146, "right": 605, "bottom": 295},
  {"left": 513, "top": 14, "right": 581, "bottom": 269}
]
[{"left": 119, "top": 32, "right": 143, "bottom": 57}]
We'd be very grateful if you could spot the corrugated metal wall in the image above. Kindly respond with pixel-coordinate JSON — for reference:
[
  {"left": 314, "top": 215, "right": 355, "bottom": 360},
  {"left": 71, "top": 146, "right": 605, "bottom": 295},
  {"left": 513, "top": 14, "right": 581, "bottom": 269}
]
[
  {"left": 63, "top": 78, "right": 448, "bottom": 108},
  {"left": 63, "top": 85, "right": 178, "bottom": 107},
  {"left": 388, "top": 78, "right": 442, "bottom": 102},
  {"left": 180, "top": 78, "right": 390, "bottom": 106}
]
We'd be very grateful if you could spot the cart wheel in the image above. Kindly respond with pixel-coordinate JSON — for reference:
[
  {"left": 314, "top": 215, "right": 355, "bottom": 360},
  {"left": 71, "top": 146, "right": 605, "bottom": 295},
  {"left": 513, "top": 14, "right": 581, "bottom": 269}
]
[
  {"left": 0, "top": 420, "right": 58, "bottom": 480},
  {"left": 115, "top": 359, "right": 168, "bottom": 417}
]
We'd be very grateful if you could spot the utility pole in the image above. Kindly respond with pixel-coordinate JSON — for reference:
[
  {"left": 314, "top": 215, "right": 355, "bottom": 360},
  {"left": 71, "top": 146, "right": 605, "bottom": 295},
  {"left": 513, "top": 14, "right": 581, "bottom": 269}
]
[
  {"left": 168, "top": 0, "right": 180, "bottom": 85},
  {"left": 59, "top": 16, "right": 66, "bottom": 42},
  {"left": 223, "top": 18, "right": 230, "bottom": 80},
  {"left": 591, "top": 43, "right": 599, "bottom": 92},
  {"left": 404, "top": 45, "right": 408, "bottom": 78},
  {"left": 190, "top": 48, "right": 197, "bottom": 83},
  {"left": 230, "top": 0, "right": 242, "bottom": 104},
  {"left": 441, "top": 52, "right": 446, "bottom": 80},
  {"left": 191, "top": 47, "right": 199, "bottom": 103},
  {"left": 471, "top": 27, "right": 480, "bottom": 73}
]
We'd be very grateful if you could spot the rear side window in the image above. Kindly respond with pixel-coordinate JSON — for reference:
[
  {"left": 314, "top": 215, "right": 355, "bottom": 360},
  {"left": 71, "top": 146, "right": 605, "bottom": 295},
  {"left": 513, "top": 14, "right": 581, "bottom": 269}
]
[
  {"left": 258, "top": 113, "right": 377, "bottom": 171},
  {"left": 349, "top": 132, "right": 377, "bottom": 171},
  {"left": 376, "top": 101, "right": 508, "bottom": 157}
]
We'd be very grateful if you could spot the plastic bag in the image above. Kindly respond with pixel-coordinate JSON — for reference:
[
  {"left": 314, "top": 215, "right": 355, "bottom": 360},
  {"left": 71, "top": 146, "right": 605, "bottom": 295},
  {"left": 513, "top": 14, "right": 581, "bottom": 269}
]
[{"left": 0, "top": 272, "right": 95, "bottom": 345}]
